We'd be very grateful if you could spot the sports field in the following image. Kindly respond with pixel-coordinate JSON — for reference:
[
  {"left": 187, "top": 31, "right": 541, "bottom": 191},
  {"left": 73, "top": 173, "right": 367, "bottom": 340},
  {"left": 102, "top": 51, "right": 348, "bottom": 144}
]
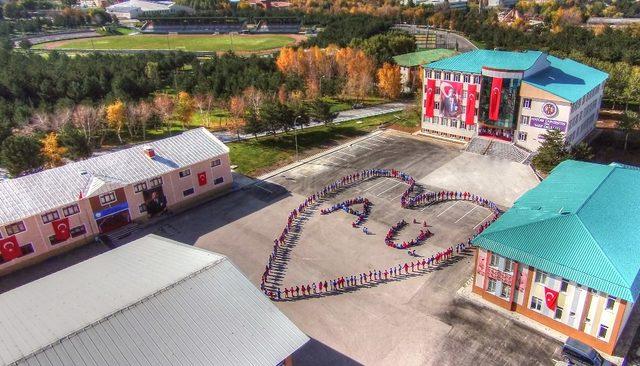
[{"left": 34, "top": 34, "right": 302, "bottom": 52}]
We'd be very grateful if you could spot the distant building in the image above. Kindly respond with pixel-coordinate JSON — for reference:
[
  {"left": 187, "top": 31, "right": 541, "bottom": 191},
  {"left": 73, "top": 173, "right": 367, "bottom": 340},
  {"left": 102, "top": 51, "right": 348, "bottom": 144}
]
[
  {"left": 393, "top": 49, "right": 457, "bottom": 93},
  {"left": 472, "top": 160, "right": 640, "bottom": 355},
  {"left": 0, "top": 128, "right": 232, "bottom": 276},
  {"left": 408, "top": 0, "right": 468, "bottom": 8},
  {"left": 421, "top": 49, "right": 608, "bottom": 151},
  {"left": 487, "top": 0, "right": 517, "bottom": 7},
  {"left": 0, "top": 234, "right": 309, "bottom": 366},
  {"left": 106, "top": 0, "right": 194, "bottom": 19},
  {"left": 587, "top": 17, "right": 640, "bottom": 27}
]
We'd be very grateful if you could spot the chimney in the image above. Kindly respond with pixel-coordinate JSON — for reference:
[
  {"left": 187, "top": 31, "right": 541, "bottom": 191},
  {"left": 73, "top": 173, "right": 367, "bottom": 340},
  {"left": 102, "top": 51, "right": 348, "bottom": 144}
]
[{"left": 143, "top": 145, "right": 155, "bottom": 158}]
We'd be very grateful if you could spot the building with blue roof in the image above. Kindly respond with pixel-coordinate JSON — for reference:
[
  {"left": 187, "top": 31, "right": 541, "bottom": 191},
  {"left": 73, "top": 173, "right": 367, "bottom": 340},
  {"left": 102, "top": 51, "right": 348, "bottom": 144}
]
[
  {"left": 420, "top": 49, "right": 607, "bottom": 152},
  {"left": 471, "top": 160, "right": 639, "bottom": 355}
]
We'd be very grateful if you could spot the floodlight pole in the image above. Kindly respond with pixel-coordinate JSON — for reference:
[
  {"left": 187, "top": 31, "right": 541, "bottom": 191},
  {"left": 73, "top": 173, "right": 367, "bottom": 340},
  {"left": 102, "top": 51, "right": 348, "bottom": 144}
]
[{"left": 293, "top": 115, "right": 301, "bottom": 161}]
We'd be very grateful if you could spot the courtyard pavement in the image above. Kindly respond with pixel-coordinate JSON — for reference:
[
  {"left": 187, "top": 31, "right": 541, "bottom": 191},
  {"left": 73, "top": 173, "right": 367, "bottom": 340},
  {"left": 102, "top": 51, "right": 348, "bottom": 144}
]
[{"left": 1, "top": 131, "right": 560, "bottom": 366}]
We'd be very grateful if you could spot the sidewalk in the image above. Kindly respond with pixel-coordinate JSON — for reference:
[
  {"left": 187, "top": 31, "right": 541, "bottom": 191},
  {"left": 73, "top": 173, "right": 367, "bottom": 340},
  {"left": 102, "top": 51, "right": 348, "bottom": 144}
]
[{"left": 212, "top": 102, "right": 409, "bottom": 143}]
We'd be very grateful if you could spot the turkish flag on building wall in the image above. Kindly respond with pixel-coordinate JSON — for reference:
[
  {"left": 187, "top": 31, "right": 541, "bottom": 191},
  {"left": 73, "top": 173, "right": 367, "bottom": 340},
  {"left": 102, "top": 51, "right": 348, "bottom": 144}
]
[
  {"left": 424, "top": 79, "right": 436, "bottom": 118},
  {"left": 52, "top": 218, "right": 70, "bottom": 241},
  {"left": 488, "top": 77, "right": 503, "bottom": 121},
  {"left": 0, "top": 236, "right": 22, "bottom": 261},
  {"left": 197, "top": 172, "right": 207, "bottom": 186},
  {"left": 544, "top": 286, "right": 559, "bottom": 311},
  {"left": 465, "top": 84, "right": 477, "bottom": 125}
]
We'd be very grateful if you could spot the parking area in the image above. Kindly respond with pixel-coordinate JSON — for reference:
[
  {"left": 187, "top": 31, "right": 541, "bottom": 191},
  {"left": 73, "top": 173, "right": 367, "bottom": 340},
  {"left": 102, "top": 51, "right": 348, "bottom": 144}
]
[{"left": 0, "top": 130, "right": 554, "bottom": 366}]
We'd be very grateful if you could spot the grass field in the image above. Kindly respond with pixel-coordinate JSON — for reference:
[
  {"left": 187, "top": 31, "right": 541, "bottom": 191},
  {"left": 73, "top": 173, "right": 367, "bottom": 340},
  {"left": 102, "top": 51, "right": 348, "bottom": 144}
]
[{"left": 34, "top": 34, "right": 300, "bottom": 52}]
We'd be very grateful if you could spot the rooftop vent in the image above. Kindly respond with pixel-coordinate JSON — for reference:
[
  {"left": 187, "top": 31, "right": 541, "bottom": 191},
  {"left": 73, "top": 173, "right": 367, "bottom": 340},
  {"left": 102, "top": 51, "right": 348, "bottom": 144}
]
[{"left": 143, "top": 146, "right": 155, "bottom": 158}]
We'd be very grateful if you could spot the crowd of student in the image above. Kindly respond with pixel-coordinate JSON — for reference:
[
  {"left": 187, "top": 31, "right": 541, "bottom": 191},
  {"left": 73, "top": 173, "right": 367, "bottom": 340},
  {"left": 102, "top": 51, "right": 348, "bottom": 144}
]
[
  {"left": 261, "top": 169, "right": 502, "bottom": 301},
  {"left": 384, "top": 219, "right": 433, "bottom": 249},
  {"left": 321, "top": 197, "right": 372, "bottom": 228}
]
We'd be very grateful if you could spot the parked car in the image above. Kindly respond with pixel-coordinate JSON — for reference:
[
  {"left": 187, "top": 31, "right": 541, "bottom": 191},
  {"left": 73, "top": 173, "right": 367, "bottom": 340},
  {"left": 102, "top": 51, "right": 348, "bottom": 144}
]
[{"left": 561, "top": 338, "right": 614, "bottom": 366}]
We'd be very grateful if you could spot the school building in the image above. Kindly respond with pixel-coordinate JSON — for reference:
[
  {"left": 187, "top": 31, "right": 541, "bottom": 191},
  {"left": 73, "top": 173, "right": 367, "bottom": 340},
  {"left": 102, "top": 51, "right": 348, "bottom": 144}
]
[
  {"left": 0, "top": 127, "right": 232, "bottom": 276},
  {"left": 421, "top": 49, "right": 608, "bottom": 151},
  {"left": 472, "top": 160, "right": 640, "bottom": 355},
  {"left": 0, "top": 235, "right": 309, "bottom": 366},
  {"left": 392, "top": 49, "right": 456, "bottom": 93}
]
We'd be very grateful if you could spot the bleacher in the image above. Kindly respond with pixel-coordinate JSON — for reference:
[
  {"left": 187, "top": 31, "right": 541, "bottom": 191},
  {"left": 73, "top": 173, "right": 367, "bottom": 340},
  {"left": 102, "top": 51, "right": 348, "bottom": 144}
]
[
  {"left": 141, "top": 17, "right": 246, "bottom": 34},
  {"left": 253, "top": 18, "right": 301, "bottom": 34}
]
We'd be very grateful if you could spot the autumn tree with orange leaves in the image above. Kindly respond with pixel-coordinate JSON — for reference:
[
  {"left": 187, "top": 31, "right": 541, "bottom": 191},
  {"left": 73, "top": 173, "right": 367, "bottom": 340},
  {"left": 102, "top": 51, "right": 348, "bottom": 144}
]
[{"left": 377, "top": 62, "right": 402, "bottom": 99}]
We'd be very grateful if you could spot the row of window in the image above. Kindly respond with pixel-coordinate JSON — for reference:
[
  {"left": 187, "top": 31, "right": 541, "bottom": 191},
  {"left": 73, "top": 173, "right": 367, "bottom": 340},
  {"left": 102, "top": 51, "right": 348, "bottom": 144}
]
[
  {"left": 535, "top": 270, "right": 617, "bottom": 310},
  {"left": 137, "top": 176, "right": 225, "bottom": 214},
  {"left": 529, "top": 295, "right": 611, "bottom": 339},
  {"left": 133, "top": 159, "right": 222, "bottom": 195},
  {"left": 488, "top": 253, "right": 515, "bottom": 273},
  {"left": 427, "top": 70, "right": 482, "bottom": 84},
  {"left": 40, "top": 204, "right": 81, "bottom": 225},
  {"left": 573, "top": 84, "right": 602, "bottom": 110},
  {"left": 487, "top": 278, "right": 511, "bottom": 299},
  {"left": 49, "top": 225, "right": 87, "bottom": 245},
  {"left": 424, "top": 117, "right": 477, "bottom": 131}
]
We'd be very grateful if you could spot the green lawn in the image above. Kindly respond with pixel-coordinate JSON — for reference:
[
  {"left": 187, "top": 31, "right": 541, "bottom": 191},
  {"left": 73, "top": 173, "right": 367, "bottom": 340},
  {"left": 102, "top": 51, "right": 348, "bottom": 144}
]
[
  {"left": 34, "top": 34, "right": 298, "bottom": 52},
  {"left": 229, "top": 112, "right": 401, "bottom": 176}
]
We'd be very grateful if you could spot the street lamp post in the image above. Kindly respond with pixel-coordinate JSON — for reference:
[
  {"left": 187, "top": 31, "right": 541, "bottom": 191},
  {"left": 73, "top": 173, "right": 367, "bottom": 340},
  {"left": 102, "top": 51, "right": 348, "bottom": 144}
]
[{"left": 293, "top": 115, "right": 301, "bottom": 161}]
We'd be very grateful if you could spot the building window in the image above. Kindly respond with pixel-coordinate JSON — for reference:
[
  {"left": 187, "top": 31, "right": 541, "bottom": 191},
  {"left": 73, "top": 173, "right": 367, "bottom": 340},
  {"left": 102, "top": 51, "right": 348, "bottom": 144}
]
[
  {"left": 560, "top": 279, "right": 569, "bottom": 292},
  {"left": 453, "top": 73, "right": 460, "bottom": 81},
  {"left": 444, "top": 72, "right": 451, "bottom": 80},
  {"left": 435, "top": 87, "right": 440, "bottom": 95},
  {"left": 179, "top": 169, "right": 191, "bottom": 178},
  {"left": 462, "top": 91, "right": 468, "bottom": 99},
  {"left": 530, "top": 296, "right": 543, "bottom": 311},
  {"left": 211, "top": 159, "right": 221, "bottom": 167},
  {"left": 523, "top": 98, "right": 532, "bottom": 108},
  {"left": 433, "top": 117, "right": 440, "bottom": 124},
  {"left": 555, "top": 306, "right": 564, "bottom": 320},
  {"left": 441, "top": 118, "right": 447, "bottom": 126},
  {"left": 214, "top": 177, "right": 224, "bottom": 185},
  {"left": 598, "top": 325, "right": 608, "bottom": 339},
  {"left": 48, "top": 235, "right": 64, "bottom": 245},
  {"left": 504, "top": 259, "right": 514, "bottom": 273},
  {"left": 70, "top": 225, "right": 86, "bottom": 238},
  {"left": 139, "top": 204, "right": 147, "bottom": 213},
  {"left": 41, "top": 210, "right": 60, "bottom": 224},
  {"left": 534, "top": 270, "right": 547, "bottom": 284},
  {"left": 134, "top": 182, "right": 147, "bottom": 193},
  {"left": 434, "top": 102, "right": 440, "bottom": 110},
  {"left": 6, "top": 221, "right": 26, "bottom": 236},
  {"left": 487, "top": 278, "right": 497, "bottom": 293},
  {"left": 517, "top": 132, "right": 528, "bottom": 141},
  {"left": 428, "top": 70, "right": 433, "bottom": 78},
  {"left": 605, "top": 296, "right": 616, "bottom": 310},
  {"left": 434, "top": 71, "right": 442, "bottom": 79},
  {"left": 99, "top": 192, "right": 117, "bottom": 205},
  {"left": 149, "top": 177, "right": 163, "bottom": 188},
  {"left": 463, "top": 74, "right": 470, "bottom": 83},
  {"left": 183, "top": 188, "right": 195, "bottom": 197},
  {"left": 489, "top": 253, "right": 499, "bottom": 268},
  {"left": 520, "top": 115, "right": 530, "bottom": 125},
  {"left": 450, "top": 119, "right": 458, "bottom": 128},
  {"left": 21, "top": 243, "right": 34, "bottom": 255},
  {"left": 62, "top": 204, "right": 80, "bottom": 217},
  {"left": 500, "top": 284, "right": 511, "bottom": 299},
  {"left": 473, "top": 75, "right": 481, "bottom": 84}
]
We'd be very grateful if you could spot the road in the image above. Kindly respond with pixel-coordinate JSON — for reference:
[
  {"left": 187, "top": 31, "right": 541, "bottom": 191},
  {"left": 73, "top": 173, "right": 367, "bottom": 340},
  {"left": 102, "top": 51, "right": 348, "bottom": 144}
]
[
  {"left": 212, "top": 101, "right": 410, "bottom": 143},
  {"left": 394, "top": 24, "right": 478, "bottom": 52}
]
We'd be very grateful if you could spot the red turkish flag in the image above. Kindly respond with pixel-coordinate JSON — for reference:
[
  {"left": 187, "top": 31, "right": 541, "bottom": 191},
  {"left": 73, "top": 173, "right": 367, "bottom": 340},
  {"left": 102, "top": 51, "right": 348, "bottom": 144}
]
[
  {"left": 0, "top": 236, "right": 22, "bottom": 261},
  {"left": 424, "top": 79, "right": 436, "bottom": 118},
  {"left": 52, "top": 218, "right": 70, "bottom": 241},
  {"left": 197, "top": 172, "right": 207, "bottom": 186},
  {"left": 488, "top": 77, "right": 503, "bottom": 121},
  {"left": 544, "top": 286, "right": 559, "bottom": 311},
  {"left": 465, "top": 84, "right": 477, "bottom": 125}
]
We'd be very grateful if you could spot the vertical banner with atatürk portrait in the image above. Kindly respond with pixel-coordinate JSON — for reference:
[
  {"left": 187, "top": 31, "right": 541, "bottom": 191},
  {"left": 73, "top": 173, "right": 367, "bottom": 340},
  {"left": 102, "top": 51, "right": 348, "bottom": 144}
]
[
  {"left": 440, "top": 81, "right": 463, "bottom": 118},
  {"left": 143, "top": 186, "right": 168, "bottom": 217}
]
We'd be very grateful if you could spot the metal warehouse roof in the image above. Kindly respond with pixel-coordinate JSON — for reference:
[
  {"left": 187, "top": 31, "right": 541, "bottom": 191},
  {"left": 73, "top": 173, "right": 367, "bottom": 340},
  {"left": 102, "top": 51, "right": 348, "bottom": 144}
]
[
  {"left": 473, "top": 160, "right": 640, "bottom": 302},
  {"left": 425, "top": 49, "right": 544, "bottom": 73},
  {"left": 523, "top": 56, "right": 608, "bottom": 103},
  {"left": 392, "top": 49, "right": 457, "bottom": 68},
  {"left": 0, "top": 235, "right": 308, "bottom": 366},
  {"left": 0, "top": 128, "right": 229, "bottom": 225}
]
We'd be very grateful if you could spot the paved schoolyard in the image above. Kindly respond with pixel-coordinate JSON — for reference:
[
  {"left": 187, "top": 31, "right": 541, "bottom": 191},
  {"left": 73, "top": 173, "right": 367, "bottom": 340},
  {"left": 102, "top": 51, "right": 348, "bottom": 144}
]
[{"left": 0, "top": 131, "right": 554, "bottom": 365}]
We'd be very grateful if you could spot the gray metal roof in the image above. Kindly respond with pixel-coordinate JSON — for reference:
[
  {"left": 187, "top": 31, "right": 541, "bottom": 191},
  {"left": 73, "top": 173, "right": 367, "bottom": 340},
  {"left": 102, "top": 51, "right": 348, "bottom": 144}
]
[
  {"left": 0, "top": 128, "right": 229, "bottom": 225},
  {"left": 0, "top": 235, "right": 308, "bottom": 366}
]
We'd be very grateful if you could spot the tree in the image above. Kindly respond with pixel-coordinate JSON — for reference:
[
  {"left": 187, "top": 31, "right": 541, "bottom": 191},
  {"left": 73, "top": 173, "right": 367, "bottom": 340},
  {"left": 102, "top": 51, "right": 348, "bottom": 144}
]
[
  {"left": 193, "top": 94, "right": 215, "bottom": 128},
  {"left": 259, "top": 101, "right": 294, "bottom": 134},
  {"left": 174, "top": 91, "right": 196, "bottom": 130},
  {"left": 309, "top": 99, "right": 338, "bottom": 125},
  {"left": 570, "top": 142, "right": 594, "bottom": 161},
  {"left": 1, "top": 135, "right": 44, "bottom": 176},
  {"left": 58, "top": 123, "right": 92, "bottom": 159},
  {"left": 106, "top": 100, "right": 126, "bottom": 143},
  {"left": 377, "top": 62, "right": 402, "bottom": 99},
  {"left": 71, "top": 104, "right": 103, "bottom": 147},
  {"left": 153, "top": 94, "right": 175, "bottom": 133},
  {"left": 618, "top": 110, "right": 639, "bottom": 151},
  {"left": 18, "top": 39, "right": 32, "bottom": 50},
  {"left": 531, "top": 129, "right": 570, "bottom": 174},
  {"left": 41, "top": 132, "right": 67, "bottom": 168},
  {"left": 126, "top": 101, "right": 153, "bottom": 140}
]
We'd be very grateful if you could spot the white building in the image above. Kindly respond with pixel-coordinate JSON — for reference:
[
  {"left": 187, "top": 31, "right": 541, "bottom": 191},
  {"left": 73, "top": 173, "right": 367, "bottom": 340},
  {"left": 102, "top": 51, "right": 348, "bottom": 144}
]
[
  {"left": 106, "top": 0, "right": 194, "bottom": 19},
  {"left": 421, "top": 49, "right": 608, "bottom": 152},
  {"left": 0, "top": 234, "right": 309, "bottom": 366}
]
